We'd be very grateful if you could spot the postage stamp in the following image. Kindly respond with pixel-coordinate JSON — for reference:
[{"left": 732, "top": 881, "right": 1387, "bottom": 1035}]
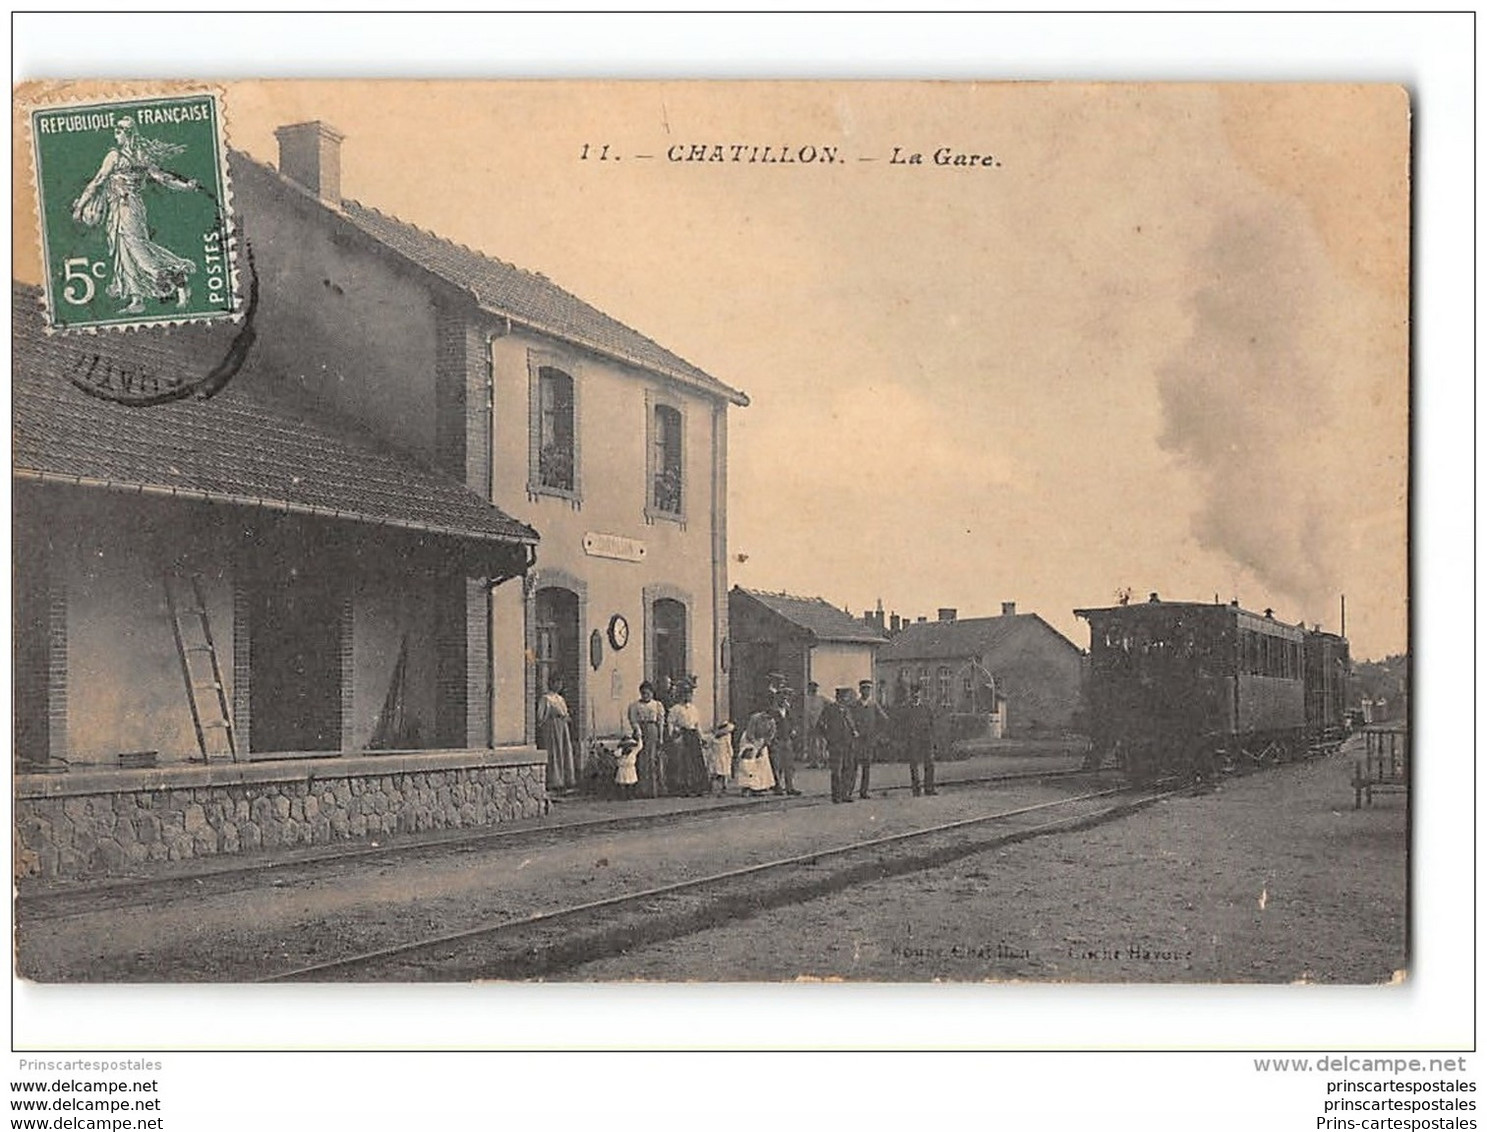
[{"left": 29, "top": 91, "right": 239, "bottom": 332}]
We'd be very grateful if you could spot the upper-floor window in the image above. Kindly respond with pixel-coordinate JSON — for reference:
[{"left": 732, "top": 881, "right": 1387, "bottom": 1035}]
[
  {"left": 645, "top": 390, "right": 686, "bottom": 523},
  {"left": 538, "top": 368, "right": 575, "bottom": 491},
  {"left": 653, "top": 404, "right": 683, "bottom": 514},
  {"left": 528, "top": 357, "right": 581, "bottom": 502}
]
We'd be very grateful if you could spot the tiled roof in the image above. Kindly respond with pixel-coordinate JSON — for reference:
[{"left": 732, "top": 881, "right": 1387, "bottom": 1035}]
[
  {"left": 12, "top": 284, "right": 538, "bottom": 549},
  {"left": 231, "top": 152, "right": 747, "bottom": 407},
  {"left": 738, "top": 588, "right": 887, "bottom": 645},
  {"left": 878, "top": 614, "right": 1081, "bottom": 663}
]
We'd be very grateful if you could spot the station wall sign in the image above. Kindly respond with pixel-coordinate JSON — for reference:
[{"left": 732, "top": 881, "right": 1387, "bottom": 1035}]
[{"left": 583, "top": 532, "right": 646, "bottom": 562}]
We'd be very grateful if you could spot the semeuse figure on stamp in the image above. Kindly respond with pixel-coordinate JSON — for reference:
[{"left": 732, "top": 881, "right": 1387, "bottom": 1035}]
[{"left": 71, "top": 116, "right": 201, "bottom": 314}]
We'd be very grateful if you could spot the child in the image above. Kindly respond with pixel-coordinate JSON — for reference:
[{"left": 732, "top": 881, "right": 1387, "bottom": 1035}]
[
  {"left": 707, "top": 722, "right": 736, "bottom": 795},
  {"left": 614, "top": 735, "right": 640, "bottom": 801}
]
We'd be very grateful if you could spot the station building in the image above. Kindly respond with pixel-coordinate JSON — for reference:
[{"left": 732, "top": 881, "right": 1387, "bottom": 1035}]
[{"left": 14, "top": 121, "right": 746, "bottom": 880}]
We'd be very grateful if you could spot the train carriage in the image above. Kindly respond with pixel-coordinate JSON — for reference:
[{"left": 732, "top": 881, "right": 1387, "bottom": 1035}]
[
  {"left": 1303, "top": 628, "right": 1351, "bottom": 747},
  {"left": 1075, "top": 595, "right": 1323, "bottom": 782}
]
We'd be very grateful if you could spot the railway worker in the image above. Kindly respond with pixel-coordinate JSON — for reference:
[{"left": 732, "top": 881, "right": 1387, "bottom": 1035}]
[
  {"left": 897, "top": 683, "right": 938, "bottom": 797},
  {"left": 626, "top": 681, "right": 667, "bottom": 798},
  {"left": 772, "top": 686, "right": 803, "bottom": 796},
  {"left": 803, "top": 681, "right": 829, "bottom": 767},
  {"left": 847, "top": 679, "right": 891, "bottom": 800},
  {"left": 816, "top": 687, "right": 860, "bottom": 803}
]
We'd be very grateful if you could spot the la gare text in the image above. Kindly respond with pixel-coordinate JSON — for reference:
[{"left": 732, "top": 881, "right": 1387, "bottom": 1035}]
[{"left": 579, "top": 143, "right": 1000, "bottom": 168}]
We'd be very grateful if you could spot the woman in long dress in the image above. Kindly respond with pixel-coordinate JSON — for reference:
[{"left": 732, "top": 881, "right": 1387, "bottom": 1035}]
[
  {"left": 537, "top": 678, "right": 578, "bottom": 794},
  {"left": 666, "top": 681, "right": 710, "bottom": 796},
  {"left": 733, "top": 710, "right": 778, "bottom": 796},
  {"left": 71, "top": 116, "right": 202, "bottom": 315},
  {"left": 626, "top": 681, "right": 667, "bottom": 798}
]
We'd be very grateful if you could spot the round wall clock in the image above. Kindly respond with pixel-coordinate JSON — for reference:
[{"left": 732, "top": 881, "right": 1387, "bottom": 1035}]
[{"left": 608, "top": 614, "right": 630, "bottom": 651}]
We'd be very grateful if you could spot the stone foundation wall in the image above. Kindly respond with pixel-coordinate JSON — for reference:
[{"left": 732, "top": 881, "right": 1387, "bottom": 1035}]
[{"left": 15, "top": 748, "right": 546, "bottom": 882}]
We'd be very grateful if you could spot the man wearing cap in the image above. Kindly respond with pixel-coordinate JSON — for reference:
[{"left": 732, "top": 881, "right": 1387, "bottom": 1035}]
[
  {"left": 816, "top": 688, "right": 860, "bottom": 803},
  {"left": 764, "top": 684, "right": 801, "bottom": 796},
  {"left": 896, "top": 683, "right": 938, "bottom": 796},
  {"left": 803, "top": 681, "right": 829, "bottom": 768},
  {"left": 847, "top": 679, "right": 891, "bottom": 800}
]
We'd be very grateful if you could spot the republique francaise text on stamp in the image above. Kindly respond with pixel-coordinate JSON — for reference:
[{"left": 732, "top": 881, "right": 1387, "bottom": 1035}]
[{"left": 29, "top": 91, "right": 239, "bottom": 333}]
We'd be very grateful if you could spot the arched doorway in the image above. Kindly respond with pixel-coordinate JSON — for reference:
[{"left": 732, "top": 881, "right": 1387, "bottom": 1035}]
[
  {"left": 651, "top": 597, "right": 688, "bottom": 693},
  {"left": 534, "top": 586, "right": 581, "bottom": 727}
]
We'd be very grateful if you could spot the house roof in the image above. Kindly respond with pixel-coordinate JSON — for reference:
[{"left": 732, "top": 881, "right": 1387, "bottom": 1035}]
[
  {"left": 12, "top": 284, "right": 539, "bottom": 552},
  {"left": 736, "top": 588, "right": 888, "bottom": 646},
  {"left": 233, "top": 152, "right": 748, "bottom": 407},
  {"left": 878, "top": 614, "right": 1082, "bottom": 663}
]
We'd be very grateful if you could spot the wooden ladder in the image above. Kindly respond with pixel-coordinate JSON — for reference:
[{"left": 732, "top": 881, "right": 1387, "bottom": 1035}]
[{"left": 164, "top": 571, "right": 238, "bottom": 763}]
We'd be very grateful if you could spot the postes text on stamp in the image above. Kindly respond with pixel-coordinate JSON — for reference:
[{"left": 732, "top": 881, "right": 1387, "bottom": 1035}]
[{"left": 30, "top": 92, "right": 239, "bottom": 332}]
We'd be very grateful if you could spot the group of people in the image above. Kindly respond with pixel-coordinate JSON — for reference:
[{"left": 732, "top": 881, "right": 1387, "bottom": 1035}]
[
  {"left": 733, "top": 673, "right": 939, "bottom": 804},
  {"left": 537, "top": 670, "right": 939, "bottom": 803},
  {"left": 809, "top": 678, "right": 938, "bottom": 802},
  {"left": 621, "top": 676, "right": 724, "bottom": 799}
]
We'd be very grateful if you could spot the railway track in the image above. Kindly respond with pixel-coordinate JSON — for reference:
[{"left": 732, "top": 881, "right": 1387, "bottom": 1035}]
[
  {"left": 265, "top": 780, "right": 1189, "bottom": 982},
  {"left": 17, "top": 763, "right": 1096, "bottom": 924}
]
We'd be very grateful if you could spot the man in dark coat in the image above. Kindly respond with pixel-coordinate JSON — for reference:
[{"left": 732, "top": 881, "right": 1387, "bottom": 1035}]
[
  {"left": 896, "top": 683, "right": 938, "bottom": 796},
  {"left": 816, "top": 687, "right": 860, "bottom": 803},
  {"left": 765, "top": 685, "right": 801, "bottom": 796},
  {"left": 847, "top": 678, "right": 890, "bottom": 800}
]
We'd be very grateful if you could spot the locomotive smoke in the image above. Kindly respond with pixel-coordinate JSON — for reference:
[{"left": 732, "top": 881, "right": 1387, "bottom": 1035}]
[{"left": 1156, "top": 193, "right": 1398, "bottom": 638}]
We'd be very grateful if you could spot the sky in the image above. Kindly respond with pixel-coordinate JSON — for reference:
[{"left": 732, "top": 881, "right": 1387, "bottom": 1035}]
[{"left": 13, "top": 80, "right": 1410, "bottom": 659}]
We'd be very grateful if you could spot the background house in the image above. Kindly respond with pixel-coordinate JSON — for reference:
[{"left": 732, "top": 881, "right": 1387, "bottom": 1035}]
[
  {"left": 876, "top": 602, "right": 1085, "bottom": 736},
  {"left": 728, "top": 588, "right": 887, "bottom": 722}
]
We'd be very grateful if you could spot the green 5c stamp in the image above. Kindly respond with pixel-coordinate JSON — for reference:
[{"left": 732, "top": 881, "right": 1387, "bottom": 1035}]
[{"left": 31, "top": 92, "right": 238, "bottom": 332}]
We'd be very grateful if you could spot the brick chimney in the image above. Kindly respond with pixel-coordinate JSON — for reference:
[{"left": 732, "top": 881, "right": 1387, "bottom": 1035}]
[
  {"left": 938, "top": 608, "right": 957, "bottom": 622},
  {"left": 275, "top": 121, "right": 345, "bottom": 207},
  {"left": 1001, "top": 601, "right": 1017, "bottom": 617}
]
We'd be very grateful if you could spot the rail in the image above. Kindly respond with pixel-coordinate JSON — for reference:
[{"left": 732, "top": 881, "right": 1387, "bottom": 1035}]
[{"left": 264, "top": 781, "right": 1188, "bottom": 982}]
